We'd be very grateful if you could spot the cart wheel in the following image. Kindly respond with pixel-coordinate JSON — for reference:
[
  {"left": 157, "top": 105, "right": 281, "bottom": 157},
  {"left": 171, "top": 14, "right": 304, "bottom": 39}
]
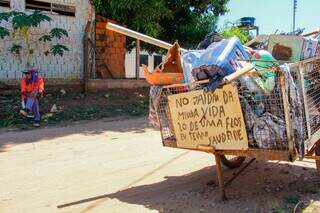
[
  {"left": 315, "top": 142, "right": 320, "bottom": 174},
  {"left": 221, "top": 155, "right": 246, "bottom": 169}
]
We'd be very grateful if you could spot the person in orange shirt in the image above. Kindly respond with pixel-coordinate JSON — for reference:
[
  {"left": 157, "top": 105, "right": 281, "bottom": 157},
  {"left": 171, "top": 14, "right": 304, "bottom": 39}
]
[{"left": 20, "top": 68, "right": 44, "bottom": 127}]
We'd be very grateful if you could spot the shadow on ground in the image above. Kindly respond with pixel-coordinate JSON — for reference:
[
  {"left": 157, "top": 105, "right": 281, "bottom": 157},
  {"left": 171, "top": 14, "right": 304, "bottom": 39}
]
[
  {"left": 58, "top": 160, "right": 320, "bottom": 213},
  {"left": 0, "top": 117, "right": 153, "bottom": 152}
]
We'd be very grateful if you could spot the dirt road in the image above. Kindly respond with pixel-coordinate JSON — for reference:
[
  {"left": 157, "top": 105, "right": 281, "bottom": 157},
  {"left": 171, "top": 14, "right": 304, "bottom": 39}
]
[{"left": 0, "top": 117, "right": 319, "bottom": 213}]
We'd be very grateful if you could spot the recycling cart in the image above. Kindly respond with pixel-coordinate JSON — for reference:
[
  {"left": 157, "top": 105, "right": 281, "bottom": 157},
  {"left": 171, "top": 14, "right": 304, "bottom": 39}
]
[
  {"left": 156, "top": 56, "right": 320, "bottom": 200},
  {"left": 104, "top": 22, "right": 320, "bottom": 200}
]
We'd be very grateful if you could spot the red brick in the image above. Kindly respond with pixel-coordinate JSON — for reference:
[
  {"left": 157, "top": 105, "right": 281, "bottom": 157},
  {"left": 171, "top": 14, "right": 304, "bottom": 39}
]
[
  {"left": 114, "top": 48, "right": 120, "bottom": 53},
  {"left": 95, "top": 53, "right": 106, "bottom": 60},
  {"left": 116, "top": 42, "right": 126, "bottom": 48},
  {"left": 106, "top": 36, "right": 114, "bottom": 42},
  {"left": 96, "top": 15, "right": 107, "bottom": 22},
  {"left": 106, "top": 48, "right": 116, "bottom": 54},
  {"left": 106, "top": 19, "right": 117, "bottom": 24},
  {"left": 96, "top": 46, "right": 105, "bottom": 53},
  {"left": 96, "top": 41, "right": 106, "bottom": 47},
  {"left": 106, "top": 30, "right": 114, "bottom": 37},
  {"left": 96, "top": 22, "right": 106, "bottom": 29},
  {"left": 114, "top": 62, "right": 124, "bottom": 69},
  {"left": 96, "top": 64, "right": 112, "bottom": 79},
  {"left": 106, "top": 39, "right": 114, "bottom": 44},
  {"left": 118, "top": 42, "right": 125, "bottom": 48},
  {"left": 105, "top": 56, "right": 113, "bottom": 61},
  {"left": 118, "top": 40, "right": 126, "bottom": 46},
  {"left": 111, "top": 42, "right": 118, "bottom": 48},
  {"left": 113, "top": 36, "right": 119, "bottom": 43},
  {"left": 105, "top": 41, "right": 113, "bottom": 46},
  {"left": 96, "top": 60, "right": 107, "bottom": 66},
  {"left": 113, "top": 61, "right": 124, "bottom": 69},
  {"left": 96, "top": 28, "right": 106, "bottom": 35},
  {"left": 96, "top": 35, "right": 107, "bottom": 41},
  {"left": 110, "top": 53, "right": 118, "bottom": 59}
]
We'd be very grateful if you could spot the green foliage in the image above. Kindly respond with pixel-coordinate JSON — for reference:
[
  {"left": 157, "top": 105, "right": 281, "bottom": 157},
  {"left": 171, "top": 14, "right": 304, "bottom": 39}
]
[
  {"left": 10, "top": 44, "right": 22, "bottom": 54},
  {"left": 51, "top": 44, "right": 70, "bottom": 56},
  {"left": 0, "top": 10, "right": 69, "bottom": 67},
  {"left": 27, "top": 10, "right": 51, "bottom": 27},
  {"left": 39, "top": 35, "right": 52, "bottom": 42},
  {"left": 0, "top": 11, "right": 13, "bottom": 22},
  {"left": 220, "top": 24, "right": 250, "bottom": 44},
  {"left": 271, "top": 205, "right": 286, "bottom": 213},
  {"left": 94, "top": 0, "right": 229, "bottom": 50},
  {"left": 49, "top": 28, "right": 68, "bottom": 39},
  {"left": 39, "top": 28, "right": 69, "bottom": 42},
  {"left": 0, "top": 10, "right": 51, "bottom": 30},
  {"left": 0, "top": 26, "right": 9, "bottom": 39},
  {"left": 11, "top": 10, "right": 51, "bottom": 30},
  {"left": 283, "top": 195, "right": 300, "bottom": 205},
  {"left": 181, "top": 12, "right": 217, "bottom": 48}
]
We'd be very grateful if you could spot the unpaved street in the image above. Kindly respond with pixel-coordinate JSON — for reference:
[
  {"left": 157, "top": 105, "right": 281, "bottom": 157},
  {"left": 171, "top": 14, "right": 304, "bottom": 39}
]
[{"left": 0, "top": 118, "right": 320, "bottom": 213}]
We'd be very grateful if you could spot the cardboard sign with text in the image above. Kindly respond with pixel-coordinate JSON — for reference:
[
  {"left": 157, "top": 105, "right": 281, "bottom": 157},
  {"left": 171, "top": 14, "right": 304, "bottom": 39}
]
[{"left": 168, "top": 84, "right": 248, "bottom": 150}]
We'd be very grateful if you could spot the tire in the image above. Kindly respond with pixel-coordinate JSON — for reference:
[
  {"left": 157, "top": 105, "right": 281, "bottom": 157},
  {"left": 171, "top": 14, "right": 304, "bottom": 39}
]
[
  {"left": 315, "top": 142, "right": 320, "bottom": 175},
  {"left": 220, "top": 155, "right": 246, "bottom": 169}
]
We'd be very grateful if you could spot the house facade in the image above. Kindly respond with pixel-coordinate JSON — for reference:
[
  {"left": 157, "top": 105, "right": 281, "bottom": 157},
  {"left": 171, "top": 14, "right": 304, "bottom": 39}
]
[
  {"left": 0, "top": 0, "right": 162, "bottom": 90},
  {"left": 0, "top": 0, "right": 93, "bottom": 83}
]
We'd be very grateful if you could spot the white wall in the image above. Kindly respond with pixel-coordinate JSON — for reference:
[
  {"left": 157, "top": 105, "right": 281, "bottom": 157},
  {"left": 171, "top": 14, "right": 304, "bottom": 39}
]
[
  {"left": 0, "top": 0, "right": 92, "bottom": 80},
  {"left": 125, "top": 48, "right": 165, "bottom": 79}
]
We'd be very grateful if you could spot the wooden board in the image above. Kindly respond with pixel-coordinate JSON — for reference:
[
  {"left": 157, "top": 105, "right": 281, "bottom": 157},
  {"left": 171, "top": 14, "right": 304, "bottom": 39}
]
[{"left": 168, "top": 84, "right": 248, "bottom": 150}]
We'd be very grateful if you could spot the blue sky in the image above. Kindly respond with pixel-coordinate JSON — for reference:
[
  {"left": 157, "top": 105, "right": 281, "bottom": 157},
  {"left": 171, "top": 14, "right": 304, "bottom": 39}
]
[{"left": 218, "top": 0, "right": 320, "bottom": 34}]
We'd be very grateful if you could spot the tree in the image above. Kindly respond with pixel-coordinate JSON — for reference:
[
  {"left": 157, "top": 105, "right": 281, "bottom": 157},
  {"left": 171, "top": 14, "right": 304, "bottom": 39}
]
[
  {"left": 219, "top": 22, "right": 250, "bottom": 44},
  {"left": 94, "top": 0, "right": 229, "bottom": 50},
  {"left": 0, "top": 10, "right": 69, "bottom": 67}
]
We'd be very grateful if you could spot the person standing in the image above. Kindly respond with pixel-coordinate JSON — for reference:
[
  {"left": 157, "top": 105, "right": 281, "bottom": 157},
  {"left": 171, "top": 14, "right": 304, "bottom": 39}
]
[{"left": 20, "top": 68, "right": 44, "bottom": 127}]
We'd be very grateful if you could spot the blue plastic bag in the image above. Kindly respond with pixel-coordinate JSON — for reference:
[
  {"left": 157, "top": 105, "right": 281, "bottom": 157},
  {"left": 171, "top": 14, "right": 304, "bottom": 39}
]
[{"left": 182, "top": 37, "right": 250, "bottom": 90}]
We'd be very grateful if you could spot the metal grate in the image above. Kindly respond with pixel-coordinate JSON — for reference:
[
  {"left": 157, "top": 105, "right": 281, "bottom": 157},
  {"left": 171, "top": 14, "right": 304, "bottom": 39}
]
[
  {"left": 303, "top": 59, "right": 320, "bottom": 135},
  {"left": 157, "top": 71, "right": 289, "bottom": 151},
  {"left": 157, "top": 83, "right": 207, "bottom": 142},
  {"left": 156, "top": 58, "right": 320, "bottom": 153},
  {"left": 237, "top": 71, "right": 288, "bottom": 150}
]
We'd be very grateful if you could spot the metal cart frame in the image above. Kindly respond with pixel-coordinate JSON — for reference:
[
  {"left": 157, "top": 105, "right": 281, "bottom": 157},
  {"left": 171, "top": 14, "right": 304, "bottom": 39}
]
[
  {"left": 104, "top": 22, "right": 320, "bottom": 200},
  {"left": 157, "top": 56, "right": 320, "bottom": 200}
]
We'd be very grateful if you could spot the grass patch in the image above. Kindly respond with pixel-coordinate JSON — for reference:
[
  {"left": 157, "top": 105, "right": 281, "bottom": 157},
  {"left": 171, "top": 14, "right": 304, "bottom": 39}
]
[
  {"left": 283, "top": 195, "right": 300, "bottom": 206},
  {"left": 271, "top": 204, "right": 286, "bottom": 213},
  {"left": 0, "top": 88, "right": 149, "bottom": 130}
]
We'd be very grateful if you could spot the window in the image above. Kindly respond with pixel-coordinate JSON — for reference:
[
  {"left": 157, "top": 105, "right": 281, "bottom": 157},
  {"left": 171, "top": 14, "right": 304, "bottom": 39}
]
[
  {"left": 0, "top": 0, "right": 10, "bottom": 7},
  {"left": 139, "top": 54, "right": 148, "bottom": 66},
  {"left": 26, "top": 0, "right": 50, "bottom": 11},
  {"left": 154, "top": 55, "right": 163, "bottom": 69},
  {"left": 51, "top": 3, "right": 76, "bottom": 16},
  {"left": 26, "top": 0, "right": 76, "bottom": 17}
]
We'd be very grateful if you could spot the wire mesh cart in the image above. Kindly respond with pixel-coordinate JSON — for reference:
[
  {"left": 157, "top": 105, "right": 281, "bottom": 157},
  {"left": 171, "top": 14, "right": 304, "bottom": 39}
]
[{"left": 156, "top": 56, "right": 320, "bottom": 200}]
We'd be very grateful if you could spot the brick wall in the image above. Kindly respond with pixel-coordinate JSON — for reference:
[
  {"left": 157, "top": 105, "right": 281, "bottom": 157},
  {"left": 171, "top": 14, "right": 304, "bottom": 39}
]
[{"left": 95, "top": 16, "right": 126, "bottom": 79}]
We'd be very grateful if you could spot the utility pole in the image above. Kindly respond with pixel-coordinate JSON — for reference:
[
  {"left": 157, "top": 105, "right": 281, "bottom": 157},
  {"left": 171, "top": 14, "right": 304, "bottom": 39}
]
[{"left": 293, "top": 0, "right": 297, "bottom": 32}]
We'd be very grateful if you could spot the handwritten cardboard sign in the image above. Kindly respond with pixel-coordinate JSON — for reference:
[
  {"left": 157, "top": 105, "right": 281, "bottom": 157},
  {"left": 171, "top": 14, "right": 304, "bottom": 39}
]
[{"left": 168, "top": 84, "right": 248, "bottom": 150}]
